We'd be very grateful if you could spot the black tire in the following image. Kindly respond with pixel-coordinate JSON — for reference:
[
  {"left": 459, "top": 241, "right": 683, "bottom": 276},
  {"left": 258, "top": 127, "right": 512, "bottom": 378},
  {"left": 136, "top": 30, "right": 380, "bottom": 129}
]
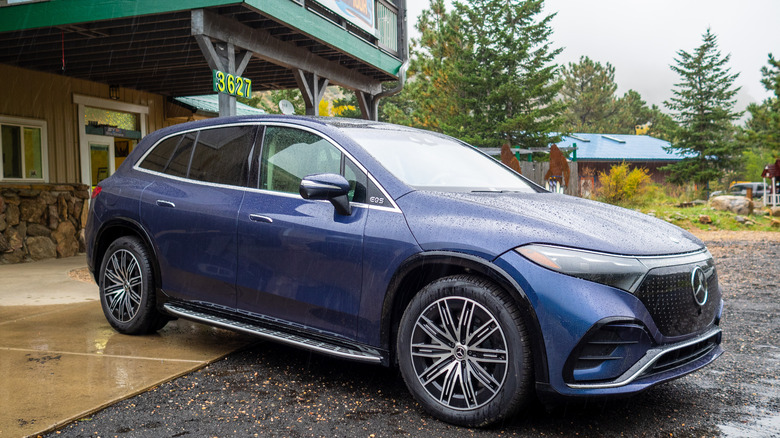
[
  {"left": 98, "top": 236, "right": 167, "bottom": 334},
  {"left": 397, "top": 275, "right": 532, "bottom": 427}
]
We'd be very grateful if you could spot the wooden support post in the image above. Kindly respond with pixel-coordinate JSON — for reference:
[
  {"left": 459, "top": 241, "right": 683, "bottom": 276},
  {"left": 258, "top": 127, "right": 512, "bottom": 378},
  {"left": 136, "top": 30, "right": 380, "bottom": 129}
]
[{"left": 295, "top": 70, "right": 329, "bottom": 116}]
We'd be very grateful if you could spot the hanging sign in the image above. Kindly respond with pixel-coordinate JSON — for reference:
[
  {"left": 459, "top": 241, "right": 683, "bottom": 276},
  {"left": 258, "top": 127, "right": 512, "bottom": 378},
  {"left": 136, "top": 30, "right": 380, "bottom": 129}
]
[
  {"left": 212, "top": 70, "right": 252, "bottom": 97},
  {"left": 316, "top": 0, "right": 375, "bottom": 35}
]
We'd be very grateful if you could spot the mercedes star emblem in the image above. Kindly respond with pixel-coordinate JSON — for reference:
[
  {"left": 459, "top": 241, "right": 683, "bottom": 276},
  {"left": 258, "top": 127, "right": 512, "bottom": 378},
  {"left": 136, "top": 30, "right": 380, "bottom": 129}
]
[{"left": 691, "top": 266, "right": 708, "bottom": 306}]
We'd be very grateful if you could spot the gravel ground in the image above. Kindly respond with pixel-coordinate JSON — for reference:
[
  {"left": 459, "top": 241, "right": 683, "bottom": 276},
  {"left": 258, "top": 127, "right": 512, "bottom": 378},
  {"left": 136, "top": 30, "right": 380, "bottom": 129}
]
[{"left": 47, "top": 234, "right": 780, "bottom": 438}]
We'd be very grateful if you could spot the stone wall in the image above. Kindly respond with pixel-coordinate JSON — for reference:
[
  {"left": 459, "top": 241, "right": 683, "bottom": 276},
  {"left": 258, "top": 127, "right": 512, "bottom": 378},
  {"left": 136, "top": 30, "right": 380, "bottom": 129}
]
[{"left": 0, "top": 184, "right": 90, "bottom": 264}]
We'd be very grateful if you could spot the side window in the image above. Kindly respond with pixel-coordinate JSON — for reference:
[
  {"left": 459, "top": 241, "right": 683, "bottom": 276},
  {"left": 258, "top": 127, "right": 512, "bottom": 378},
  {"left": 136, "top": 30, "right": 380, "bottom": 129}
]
[
  {"left": 188, "top": 126, "right": 257, "bottom": 186},
  {"left": 344, "top": 159, "right": 367, "bottom": 204},
  {"left": 259, "top": 126, "right": 368, "bottom": 203},
  {"left": 139, "top": 134, "right": 181, "bottom": 172},
  {"left": 260, "top": 127, "right": 341, "bottom": 194},
  {"left": 139, "top": 132, "right": 196, "bottom": 178}
]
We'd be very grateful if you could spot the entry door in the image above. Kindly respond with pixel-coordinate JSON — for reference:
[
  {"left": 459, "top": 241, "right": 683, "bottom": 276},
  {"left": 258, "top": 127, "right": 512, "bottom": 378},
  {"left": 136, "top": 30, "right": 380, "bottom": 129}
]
[{"left": 86, "top": 134, "right": 115, "bottom": 187}]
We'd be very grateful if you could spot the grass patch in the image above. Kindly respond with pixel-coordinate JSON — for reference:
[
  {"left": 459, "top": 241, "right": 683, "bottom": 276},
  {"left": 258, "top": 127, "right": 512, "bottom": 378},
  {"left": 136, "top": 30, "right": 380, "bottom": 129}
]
[{"left": 635, "top": 203, "right": 780, "bottom": 232}]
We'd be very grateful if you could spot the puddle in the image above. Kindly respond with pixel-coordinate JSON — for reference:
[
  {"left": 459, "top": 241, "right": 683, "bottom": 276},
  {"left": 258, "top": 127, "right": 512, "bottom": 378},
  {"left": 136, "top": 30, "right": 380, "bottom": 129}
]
[{"left": 719, "top": 413, "right": 780, "bottom": 437}]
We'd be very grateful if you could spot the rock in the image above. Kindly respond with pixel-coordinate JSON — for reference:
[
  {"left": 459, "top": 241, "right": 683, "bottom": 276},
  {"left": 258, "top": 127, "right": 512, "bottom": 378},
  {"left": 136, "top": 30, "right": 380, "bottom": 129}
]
[
  {"left": 0, "top": 233, "right": 10, "bottom": 252},
  {"left": 80, "top": 201, "right": 90, "bottom": 228},
  {"left": 17, "top": 189, "right": 40, "bottom": 197},
  {"left": 735, "top": 215, "right": 747, "bottom": 224},
  {"left": 39, "top": 190, "right": 57, "bottom": 205},
  {"left": 19, "top": 197, "right": 46, "bottom": 223},
  {"left": 78, "top": 228, "right": 86, "bottom": 253},
  {"left": 27, "top": 223, "right": 52, "bottom": 237},
  {"left": 74, "top": 189, "right": 90, "bottom": 199},
  {"left": 6, "top": 204, "right": 19, "bottom": 226},
  {"left": 1, "top": 249, "right": 26, "bottom": 264},
  {"left": 698, "top": 215, "right": 713, "bottom": 224},
  {"left": 48, "top": 205, "right": 60, "bottom": 230},
  {"left": 2, "top": 192, "right": 20, "bottom": 205},
  {"left": 710, "top": 195, "right": 754, "bottom": 215},
  {"left": 0, "top": 196, "right": 4, "bottom": 213},
  {"left": 27, "top": 236, "right": 57, "bottom": 260},
  {"left": 692, "top": 199, "right": 707, "bottom": 206},
  {"left": 771, "top": 207, "right": 780, "bottom": 217},
  {"left": 57, "top": 194, "right": 69, "bottom": 220},
  {"left": 4, "top": 226, "right": 24, "bottom": 252},
  {"left": 52, "top": 221, "right": 79, "bottom": 258}
]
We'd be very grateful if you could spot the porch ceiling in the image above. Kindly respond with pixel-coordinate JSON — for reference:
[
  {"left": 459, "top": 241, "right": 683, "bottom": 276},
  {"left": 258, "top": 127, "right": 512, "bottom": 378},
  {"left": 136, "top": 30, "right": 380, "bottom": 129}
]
[{"left": 0, "top": 4, "right": 398, "bottom": 97}]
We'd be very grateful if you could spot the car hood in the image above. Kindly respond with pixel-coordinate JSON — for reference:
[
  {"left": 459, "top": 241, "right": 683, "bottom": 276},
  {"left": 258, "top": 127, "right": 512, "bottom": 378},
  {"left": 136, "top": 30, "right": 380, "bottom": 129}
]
[{"left": 396, "top": 191, "right": 704, "bottom": 258}]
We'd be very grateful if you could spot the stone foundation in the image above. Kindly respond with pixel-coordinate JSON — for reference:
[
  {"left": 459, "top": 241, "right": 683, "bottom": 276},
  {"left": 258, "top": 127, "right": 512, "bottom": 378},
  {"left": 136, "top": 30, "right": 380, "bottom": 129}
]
[{"left": 0, "top": 183, "right": 89, "bottom": 264}]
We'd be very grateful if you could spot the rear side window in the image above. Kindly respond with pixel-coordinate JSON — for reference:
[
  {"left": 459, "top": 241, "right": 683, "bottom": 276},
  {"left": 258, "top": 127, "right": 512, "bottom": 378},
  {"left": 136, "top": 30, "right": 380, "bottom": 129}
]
[
  {"left": 139, "top": 126, "right": 257, "bottom": 187},
  {"left": 188, "top": 126, "right": 257, "bottom": 186}
]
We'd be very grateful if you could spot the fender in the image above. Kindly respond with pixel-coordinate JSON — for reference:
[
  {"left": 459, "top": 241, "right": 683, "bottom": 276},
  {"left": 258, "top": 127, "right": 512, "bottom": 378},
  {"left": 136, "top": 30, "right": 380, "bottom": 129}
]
[
  {"left": 93, "top": 217, "right": 162, "bottom": 297},
  {"left": 380, "top": 250, "right": 549, "bottom": 383}
]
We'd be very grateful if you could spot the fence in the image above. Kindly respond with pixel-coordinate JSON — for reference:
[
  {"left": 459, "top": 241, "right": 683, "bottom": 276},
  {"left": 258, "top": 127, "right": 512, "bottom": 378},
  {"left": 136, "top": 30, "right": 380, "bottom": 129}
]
[{"left": 518, "top": 162, "right": 580, "bottom": 196}]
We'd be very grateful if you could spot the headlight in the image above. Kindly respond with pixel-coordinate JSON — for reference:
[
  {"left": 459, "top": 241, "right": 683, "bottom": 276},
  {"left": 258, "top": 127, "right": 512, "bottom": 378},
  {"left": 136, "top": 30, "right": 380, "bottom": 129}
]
[{"left": 516, "top": 244, "right": 648, "bottom": 292}]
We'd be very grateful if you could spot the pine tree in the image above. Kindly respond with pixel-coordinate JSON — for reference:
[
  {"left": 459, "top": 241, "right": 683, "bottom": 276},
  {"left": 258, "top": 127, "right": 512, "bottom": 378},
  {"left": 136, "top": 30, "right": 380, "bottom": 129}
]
[
  {"left": 741, "top": 54, "right": 780, "bottom": 155},
  {"left": 663, "top": 29, "right": 742, "bottom": 187},
  {"left": 559, "top": 56, "right": 620, "bottom": 132},
  {"left": 381, "top": 0, "right": 466, "bottom": 133},
  {"left": 456, "top": 0, "right": 564, "bottom": 149}
]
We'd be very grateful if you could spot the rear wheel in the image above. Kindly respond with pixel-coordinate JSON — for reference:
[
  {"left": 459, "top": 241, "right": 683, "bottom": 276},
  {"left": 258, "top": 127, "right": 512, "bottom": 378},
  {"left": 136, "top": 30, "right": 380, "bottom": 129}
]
[
  {"left": 99, "top": 236, "right": 168, "bottom": 334},
  {"left": 397, "top": 275, "right": 532, "bottom": 427}
]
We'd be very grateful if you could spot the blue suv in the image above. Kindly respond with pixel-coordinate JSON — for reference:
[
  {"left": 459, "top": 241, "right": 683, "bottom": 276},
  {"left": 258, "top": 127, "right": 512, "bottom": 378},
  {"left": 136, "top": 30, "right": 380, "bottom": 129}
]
[{"left": 86, "top": 116, "right": 722, "bottom": 427}]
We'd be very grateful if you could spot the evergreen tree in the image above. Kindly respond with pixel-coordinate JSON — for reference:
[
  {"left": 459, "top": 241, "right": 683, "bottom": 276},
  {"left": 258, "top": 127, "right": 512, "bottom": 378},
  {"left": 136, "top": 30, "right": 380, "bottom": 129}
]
[
  {"left": 381, "top": 0, "right": 466, "bottom": 133},
  {"left": 644, "top": 104, "right": 678, "bottom": 142},
  {"left": 559, "top": 56, "right": 673, "bottom": 136},
  {"left": 663, "top": 29, "right": 742, "bottom": 188},
  {"left": 456, "top": 0, "right": 564, "bottom": 149},
  {"left": 559, "top": 56, "right": 620, "bottom": 132},
  {"left": 741, "top": 54, "right": 780, "bottom": 154}
]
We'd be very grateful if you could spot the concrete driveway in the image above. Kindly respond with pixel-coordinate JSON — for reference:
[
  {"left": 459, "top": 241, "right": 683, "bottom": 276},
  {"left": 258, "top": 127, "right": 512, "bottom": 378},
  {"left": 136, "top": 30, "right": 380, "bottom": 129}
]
[{"left": 0, "top": 255, "right": 254, "bottom": 437}]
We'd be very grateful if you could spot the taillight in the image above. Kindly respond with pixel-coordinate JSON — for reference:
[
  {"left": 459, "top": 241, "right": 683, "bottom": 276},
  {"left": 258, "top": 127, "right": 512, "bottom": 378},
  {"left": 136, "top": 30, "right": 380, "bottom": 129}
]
[{"left": 91, "top": 186, "right": 102, "bottom": 199}]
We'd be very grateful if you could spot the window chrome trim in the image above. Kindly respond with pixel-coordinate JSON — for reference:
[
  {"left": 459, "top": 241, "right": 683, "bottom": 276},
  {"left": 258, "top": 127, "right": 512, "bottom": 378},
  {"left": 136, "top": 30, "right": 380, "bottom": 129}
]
[{"left": 133, "top": 121, "right": 402, "bottom": 214}]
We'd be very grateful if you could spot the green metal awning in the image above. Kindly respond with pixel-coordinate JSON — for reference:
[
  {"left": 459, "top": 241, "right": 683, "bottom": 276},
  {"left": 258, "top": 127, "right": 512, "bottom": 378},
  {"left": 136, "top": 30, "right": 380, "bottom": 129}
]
[{"left": 174, "top": 94, "right": 266, "bottom": 116}]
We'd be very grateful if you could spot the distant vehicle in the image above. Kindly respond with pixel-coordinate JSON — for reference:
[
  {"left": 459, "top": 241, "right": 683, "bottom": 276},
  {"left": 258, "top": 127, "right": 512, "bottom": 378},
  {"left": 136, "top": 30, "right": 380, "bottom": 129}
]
[
  {"left": 710, "top": 182, "right": 767, "bottom": 199},
  {"left": 86, "top": 115, "right": 723, "bottom": 427}
]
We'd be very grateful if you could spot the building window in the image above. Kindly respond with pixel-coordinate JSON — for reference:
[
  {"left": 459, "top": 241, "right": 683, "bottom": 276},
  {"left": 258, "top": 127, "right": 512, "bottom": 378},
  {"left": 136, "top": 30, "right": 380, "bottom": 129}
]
[
  {"left": 0, "top": 117, "right": 47, "bottom": 181},
  {"left": 377, "top": 1, "right": 398, "bottom": 52}
]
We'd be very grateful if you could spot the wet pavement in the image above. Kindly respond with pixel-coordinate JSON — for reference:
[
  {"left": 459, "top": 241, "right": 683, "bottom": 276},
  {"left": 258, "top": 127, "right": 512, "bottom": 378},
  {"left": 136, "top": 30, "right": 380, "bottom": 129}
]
[
  {"left": 38, "top": 238, "right": 780, "bottom": 437},
  {"left": 0, "top": 256, "right": 255, "bottom": 437}
]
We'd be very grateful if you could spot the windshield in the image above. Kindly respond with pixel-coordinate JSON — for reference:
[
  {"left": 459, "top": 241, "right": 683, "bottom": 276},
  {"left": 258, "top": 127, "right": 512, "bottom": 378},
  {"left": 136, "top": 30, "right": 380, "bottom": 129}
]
[{"left": 343, "top": 128, "right": 537, "bottom": 193}]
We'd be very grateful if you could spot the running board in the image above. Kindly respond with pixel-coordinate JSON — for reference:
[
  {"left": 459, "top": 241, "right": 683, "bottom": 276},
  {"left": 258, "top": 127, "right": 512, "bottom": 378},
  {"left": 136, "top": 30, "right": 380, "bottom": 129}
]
[{"left": 163, "top": 304, "right": 382, "bottom": 364}]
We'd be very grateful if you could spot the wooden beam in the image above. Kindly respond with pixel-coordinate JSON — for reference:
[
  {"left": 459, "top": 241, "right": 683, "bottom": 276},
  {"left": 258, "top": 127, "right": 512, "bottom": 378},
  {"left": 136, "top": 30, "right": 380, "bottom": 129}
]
[
  {"left": 191, "top": 9, "right": 382, "bottom": 95},
  {"left": 294, "top": 70, "right": 329, "bottom": 116}
]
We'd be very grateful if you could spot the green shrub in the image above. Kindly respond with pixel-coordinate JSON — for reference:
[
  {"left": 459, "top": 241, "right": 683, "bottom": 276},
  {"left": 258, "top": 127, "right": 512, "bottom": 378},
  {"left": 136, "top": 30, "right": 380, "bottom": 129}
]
[{"left": 596, "top": 162, "right": 653, "bottom": 205}]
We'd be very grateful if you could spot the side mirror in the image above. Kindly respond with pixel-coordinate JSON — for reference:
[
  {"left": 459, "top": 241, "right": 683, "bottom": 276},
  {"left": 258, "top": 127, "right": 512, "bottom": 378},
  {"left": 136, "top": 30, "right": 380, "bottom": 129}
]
[{"left": 299, "top": 173, "right": 352, "bottom": 216}]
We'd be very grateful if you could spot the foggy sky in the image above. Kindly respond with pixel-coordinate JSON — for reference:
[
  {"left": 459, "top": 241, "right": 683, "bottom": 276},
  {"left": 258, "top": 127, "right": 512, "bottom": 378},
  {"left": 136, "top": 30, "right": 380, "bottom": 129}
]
[{"left": 405, "top": 0, "right": 780, "bottom": 122}]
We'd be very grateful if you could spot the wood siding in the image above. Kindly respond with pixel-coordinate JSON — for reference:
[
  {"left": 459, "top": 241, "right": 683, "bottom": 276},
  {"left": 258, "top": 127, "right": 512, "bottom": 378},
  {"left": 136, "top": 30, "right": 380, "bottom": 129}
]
[{"left": 0, "top": 63, "right": 166, "bottom": 184}]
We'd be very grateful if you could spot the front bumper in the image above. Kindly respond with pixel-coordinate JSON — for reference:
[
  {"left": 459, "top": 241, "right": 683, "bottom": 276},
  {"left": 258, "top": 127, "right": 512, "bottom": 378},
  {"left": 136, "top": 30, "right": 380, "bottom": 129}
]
[{"left": 493, "top": 250, "right": 723, "bottom": 399}]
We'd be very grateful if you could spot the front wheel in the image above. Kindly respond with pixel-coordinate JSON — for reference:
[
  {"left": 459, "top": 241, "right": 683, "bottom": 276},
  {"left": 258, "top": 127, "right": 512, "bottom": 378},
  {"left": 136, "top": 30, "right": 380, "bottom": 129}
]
[
  {"left": 99, "top": 236, "right": 167, "bottom": 334},
  {"left": 397, "top": 275, "right": 532, "bottom": 427}
]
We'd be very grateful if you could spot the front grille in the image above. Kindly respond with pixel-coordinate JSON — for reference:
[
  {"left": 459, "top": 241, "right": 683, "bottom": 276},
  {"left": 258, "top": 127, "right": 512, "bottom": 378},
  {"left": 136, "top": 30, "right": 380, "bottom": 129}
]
[{"left": 634, "top": 261, "right": 720, "bottom": 337}]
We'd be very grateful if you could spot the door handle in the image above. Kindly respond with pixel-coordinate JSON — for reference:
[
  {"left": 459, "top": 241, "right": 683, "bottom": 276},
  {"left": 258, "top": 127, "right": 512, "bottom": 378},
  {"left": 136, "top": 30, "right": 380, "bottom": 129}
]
[
  {"left": 156, "top": 200, "right": 176, "bottom": 208},
  {"left": 249, "top": 214, "right": 273, "bottom": 223}
]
